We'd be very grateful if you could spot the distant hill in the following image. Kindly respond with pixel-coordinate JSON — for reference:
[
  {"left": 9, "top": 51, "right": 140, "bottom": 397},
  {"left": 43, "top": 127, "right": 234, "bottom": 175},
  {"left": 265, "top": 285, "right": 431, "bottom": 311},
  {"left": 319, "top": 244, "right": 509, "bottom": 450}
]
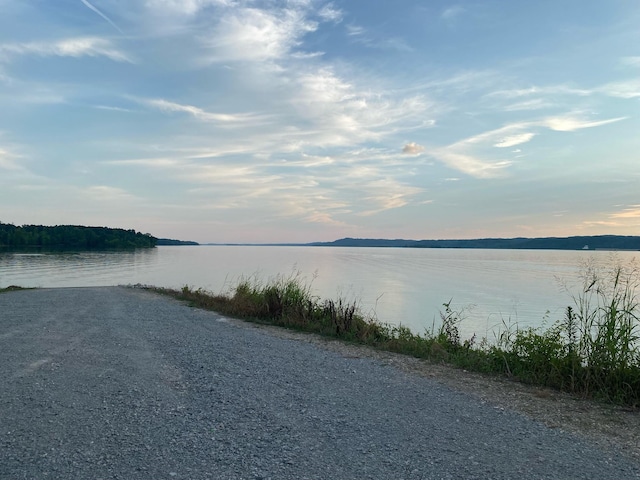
[
  {"left": 156, "top": 238, "right": 199, "bottom": 246},
  {"left": 307, "top": 235, "right": 640, "bottom": 251}
]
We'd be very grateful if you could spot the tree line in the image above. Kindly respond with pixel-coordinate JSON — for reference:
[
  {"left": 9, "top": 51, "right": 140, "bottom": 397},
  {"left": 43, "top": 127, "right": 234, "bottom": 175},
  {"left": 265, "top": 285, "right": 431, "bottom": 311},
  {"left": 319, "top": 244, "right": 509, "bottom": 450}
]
[
  {"left": 310, "top": 235, "right": 640, "bottom": 251},
  {"left": 0, "top": 223, "right": 157, "bottom": 249}
]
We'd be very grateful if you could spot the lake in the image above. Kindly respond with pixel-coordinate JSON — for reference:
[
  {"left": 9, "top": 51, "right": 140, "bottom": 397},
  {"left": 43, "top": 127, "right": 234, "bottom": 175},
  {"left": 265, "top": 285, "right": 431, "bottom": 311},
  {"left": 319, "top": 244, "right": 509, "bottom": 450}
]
[{"left": 1, "top": 246, "right": 637, "bottom": 339}]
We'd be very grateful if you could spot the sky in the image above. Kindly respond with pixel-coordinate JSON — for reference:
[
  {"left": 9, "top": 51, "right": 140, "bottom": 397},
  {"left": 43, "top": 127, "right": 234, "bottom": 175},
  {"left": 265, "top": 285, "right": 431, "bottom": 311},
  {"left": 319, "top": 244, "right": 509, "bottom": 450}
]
[{"left": 0, "top": 0, "right": 639, "bottom": 244}]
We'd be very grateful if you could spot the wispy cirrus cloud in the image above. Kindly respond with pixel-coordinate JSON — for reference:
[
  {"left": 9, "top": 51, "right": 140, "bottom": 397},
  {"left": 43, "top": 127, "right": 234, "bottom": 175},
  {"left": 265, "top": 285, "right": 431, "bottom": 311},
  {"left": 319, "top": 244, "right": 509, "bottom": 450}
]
[
  {"left": 501, "top": 99, "right": 552, "bottom": 112},
  {"left": 84, "top": 185, "right": 138, "bottom": 202},
  {"left": 80, "top": 0, "right": 124, "bottom": 34},
  {"left": 493, "top": 133, "right": 536, "bottom": 148},
  {"left": 430, "top": 149, "right": 512, "bottom": 179},
  {"left": 487, "top": 85, "right": 592, "bottom": 99},
  {"left": 431, "top": 113, "right": 626, "bottom": 177},
  {"left": 346, "top": 24, "right": 365, "bottom": 37},
  {"left": 598, "top": 79, "right": 640, "bottom": 99},
  {"left": 441, "top": 5, "right": 466, "bottom": 21},
  {"left": 0, "top": 147, "right": 21, "bottom": 171},
  {"left": 0, "top": 37, "right": 131, "bottom": 63},
  {"left": 140, "top": 98, "right": 269, "bottom": 124},
  {"left": 144, "top": 0, "right": 234, "bottom": 17},
  {"left": 204, "top": 6, "right": 319, "bottom": 63},
  {"left": 344, "top": 26, "right": 412, "bottom": 52},
  {"left": 621, "top": 56, "right": 640, "bottom": 67},
  {"left": 542, "top": 115, "right": 627, "bottom": 132},
  {"left": 360, "top": 179, "right": 423, "bottom": 216},
  {"left": 318, "top": 3, "right": 343, "bottom": 23},
  {"left": 610, "top": 205, "right": 640, "bottom": 219},
  {"left": 488, "top": 78, "right": 640, "bottom": 103}
]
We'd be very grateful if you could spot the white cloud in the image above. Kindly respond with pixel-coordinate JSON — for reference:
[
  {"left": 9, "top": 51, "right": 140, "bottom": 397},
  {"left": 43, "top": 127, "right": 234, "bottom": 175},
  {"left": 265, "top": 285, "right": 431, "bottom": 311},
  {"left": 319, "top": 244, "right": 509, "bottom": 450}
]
[
  {"left": 0, "top": 147, "right": 21, "bottom": 170},
  {"left": 502, "top": 99, "right": 551, "bottom": 112},
  {"left": 431, "top": 149, "right": 512, "bottom": 179},
  {"left": 205, "top": 7, "right": 318, "bottom": 63},
  {"left": 543, "top": 115, "right": 627, "bottom": 132},
  {"left": 80, "top": 0, "right": 124, "bottom": 34},
  {"left": 442, "top": 6, "right": 465, "bottom": 21},
  {"left": 144, "top": 0, "right": 233, "bottom": 16},
  {"left": 402, "top": 142, "right": 425, "bottom": 154},
  {"left": 598, "top": 79, "right": 640, "bottom": 99},
  {"left": 413, "top": 109, "right": 630, "bottom": 178},
  {"left": 346, "top": 25, "right": 365, "bottom": 36},
  {"left": 287, "top": 67, "right": 431, "bottom": 146},
  {"left": 488, "top": 79, "right": 640, "bottom": 104},
  {"left": 621, "top": 56, "right": 640, "bottom": 67},
  {"left": 141, "top": 98, "right": 267, "bottom": 124},
  {"left": 94, "top": 105, "right": 133, "bottom": 113},
  {"left": 84, "top": 185, "right": 137, "bottom": 202},
  {"left": 104, "top": 157, "right": 182, "bottom": 168},
  {"left": 318, "top": 3, "right": 343, "bottom": 23},
  {"left": 0, "top": 37, "right": 131, "bottom": 63},
  {"left": 494, "top": 133, "right": 536, "bottom": 148},
  {"left": 610, "top": 205, "right": 640, "bottom": 219},
  {"left": 360, "top": 179, "right": 423, "bottom": 216},
  {"left": 344, "top": 24, "right": 412, "bottom": 52},
  {"left": 487, "top": 85, "right": 592, "bottom": 99}
]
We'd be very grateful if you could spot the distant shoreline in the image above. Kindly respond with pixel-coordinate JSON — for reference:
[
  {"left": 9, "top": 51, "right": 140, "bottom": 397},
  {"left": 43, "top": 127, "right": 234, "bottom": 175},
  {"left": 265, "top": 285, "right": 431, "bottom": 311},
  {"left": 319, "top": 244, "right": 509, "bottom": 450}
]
[{"left": 202, "top": 235, "right": 640, "bottom": 251}]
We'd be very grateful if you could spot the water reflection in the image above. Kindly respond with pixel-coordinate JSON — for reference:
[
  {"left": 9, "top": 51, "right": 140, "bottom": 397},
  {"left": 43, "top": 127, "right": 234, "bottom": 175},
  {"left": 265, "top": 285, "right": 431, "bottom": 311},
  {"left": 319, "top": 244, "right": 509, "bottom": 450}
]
[
  {"left": 0, "top": 249, "right": 159, "bottom": 288},
  {"left": 1, "top": 246, "right": 636, "bottom": 338}
]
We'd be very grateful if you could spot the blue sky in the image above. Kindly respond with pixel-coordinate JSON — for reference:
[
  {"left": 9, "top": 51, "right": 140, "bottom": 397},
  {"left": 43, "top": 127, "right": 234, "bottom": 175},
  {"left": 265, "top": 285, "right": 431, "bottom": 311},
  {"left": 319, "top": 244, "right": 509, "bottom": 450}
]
[{"left": 1, "top": 0, "right": 638, "bottom": 243}]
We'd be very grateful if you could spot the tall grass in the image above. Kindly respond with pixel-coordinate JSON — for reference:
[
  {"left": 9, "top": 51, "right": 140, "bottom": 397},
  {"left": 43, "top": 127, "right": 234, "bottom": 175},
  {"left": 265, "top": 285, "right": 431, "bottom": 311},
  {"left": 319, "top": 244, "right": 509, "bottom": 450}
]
[{"left": 151, "top": 260, "right": 640, "bottom": 406}]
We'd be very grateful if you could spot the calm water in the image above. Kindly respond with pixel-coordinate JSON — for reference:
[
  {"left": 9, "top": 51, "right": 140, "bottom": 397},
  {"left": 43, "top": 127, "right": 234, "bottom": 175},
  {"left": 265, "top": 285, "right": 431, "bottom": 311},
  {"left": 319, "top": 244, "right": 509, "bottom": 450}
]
[{"left": 1, "top": 246, "right": 637, "bottom": 338}]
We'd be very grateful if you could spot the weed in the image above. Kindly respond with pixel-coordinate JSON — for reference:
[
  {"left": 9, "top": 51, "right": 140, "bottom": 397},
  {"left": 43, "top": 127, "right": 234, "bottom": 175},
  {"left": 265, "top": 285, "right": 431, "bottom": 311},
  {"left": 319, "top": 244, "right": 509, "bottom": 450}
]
[{"left": 148, "top": 258, "right": 640, "bottom": 407}]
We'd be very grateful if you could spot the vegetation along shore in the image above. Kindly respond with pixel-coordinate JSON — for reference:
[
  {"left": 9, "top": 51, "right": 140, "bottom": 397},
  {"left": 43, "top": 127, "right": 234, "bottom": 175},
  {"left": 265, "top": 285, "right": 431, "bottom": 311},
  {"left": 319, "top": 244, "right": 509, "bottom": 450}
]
[
  {"left": 151, "top": 259, "right": 640, "bottom": 407},
  {"left": 0, "top": 223, "right": 156, "bottom": 249}
]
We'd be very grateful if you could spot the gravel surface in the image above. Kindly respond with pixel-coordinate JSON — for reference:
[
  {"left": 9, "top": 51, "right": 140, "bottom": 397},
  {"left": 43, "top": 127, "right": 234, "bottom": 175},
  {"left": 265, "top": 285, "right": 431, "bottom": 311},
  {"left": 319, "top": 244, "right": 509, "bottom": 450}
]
[{"left": 1, "top": 286, "right": 639, "bottom": 480}]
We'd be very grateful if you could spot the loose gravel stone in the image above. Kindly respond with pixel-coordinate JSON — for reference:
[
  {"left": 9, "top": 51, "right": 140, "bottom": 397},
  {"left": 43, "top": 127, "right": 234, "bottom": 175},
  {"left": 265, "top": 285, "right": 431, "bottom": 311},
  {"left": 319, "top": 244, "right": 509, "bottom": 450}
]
[{"left": 1, "top": 286, "right": 639, "bottom": 479}]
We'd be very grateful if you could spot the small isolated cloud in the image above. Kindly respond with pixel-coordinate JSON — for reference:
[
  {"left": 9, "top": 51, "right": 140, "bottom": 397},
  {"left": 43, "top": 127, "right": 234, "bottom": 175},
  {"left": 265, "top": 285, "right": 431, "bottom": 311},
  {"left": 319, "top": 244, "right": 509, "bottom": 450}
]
[
  {"left": 402, "top": 142, "right": 425, "bottom": 155},
  {"left": 494, "top": 133, "right": 536, "bottom": 148}
]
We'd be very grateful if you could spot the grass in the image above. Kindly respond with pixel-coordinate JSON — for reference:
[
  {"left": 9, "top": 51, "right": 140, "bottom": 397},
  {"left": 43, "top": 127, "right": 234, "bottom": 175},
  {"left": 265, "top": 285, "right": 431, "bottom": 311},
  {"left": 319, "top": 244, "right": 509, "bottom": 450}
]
[{"left": 149, "top": 260, "right": 640, "bottom": 407}]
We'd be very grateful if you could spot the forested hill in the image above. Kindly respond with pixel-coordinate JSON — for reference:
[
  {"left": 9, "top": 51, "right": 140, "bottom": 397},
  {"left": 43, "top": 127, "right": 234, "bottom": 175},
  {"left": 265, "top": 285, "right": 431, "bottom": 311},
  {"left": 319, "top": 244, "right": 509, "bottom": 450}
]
[
  {"left": 308, "top": 235, "right": 640, "bottom": 250},
  {"left": 0, "top": 223, "right": 157, "bottom": 249}
]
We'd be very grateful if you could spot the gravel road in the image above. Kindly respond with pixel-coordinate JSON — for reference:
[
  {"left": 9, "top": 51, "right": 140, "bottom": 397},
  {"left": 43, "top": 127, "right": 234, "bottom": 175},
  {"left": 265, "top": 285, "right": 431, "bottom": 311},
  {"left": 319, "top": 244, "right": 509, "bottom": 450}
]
[{"left": 1, "top": 286, "right": 639, "bottom": 480}]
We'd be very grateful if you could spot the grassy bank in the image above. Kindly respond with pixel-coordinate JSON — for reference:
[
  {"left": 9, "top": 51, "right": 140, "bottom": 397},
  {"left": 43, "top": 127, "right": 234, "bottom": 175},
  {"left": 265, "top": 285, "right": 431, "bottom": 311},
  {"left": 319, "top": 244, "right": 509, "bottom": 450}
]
[{"left": 151, "top": 261, "right": 640, "bottom": 406}]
